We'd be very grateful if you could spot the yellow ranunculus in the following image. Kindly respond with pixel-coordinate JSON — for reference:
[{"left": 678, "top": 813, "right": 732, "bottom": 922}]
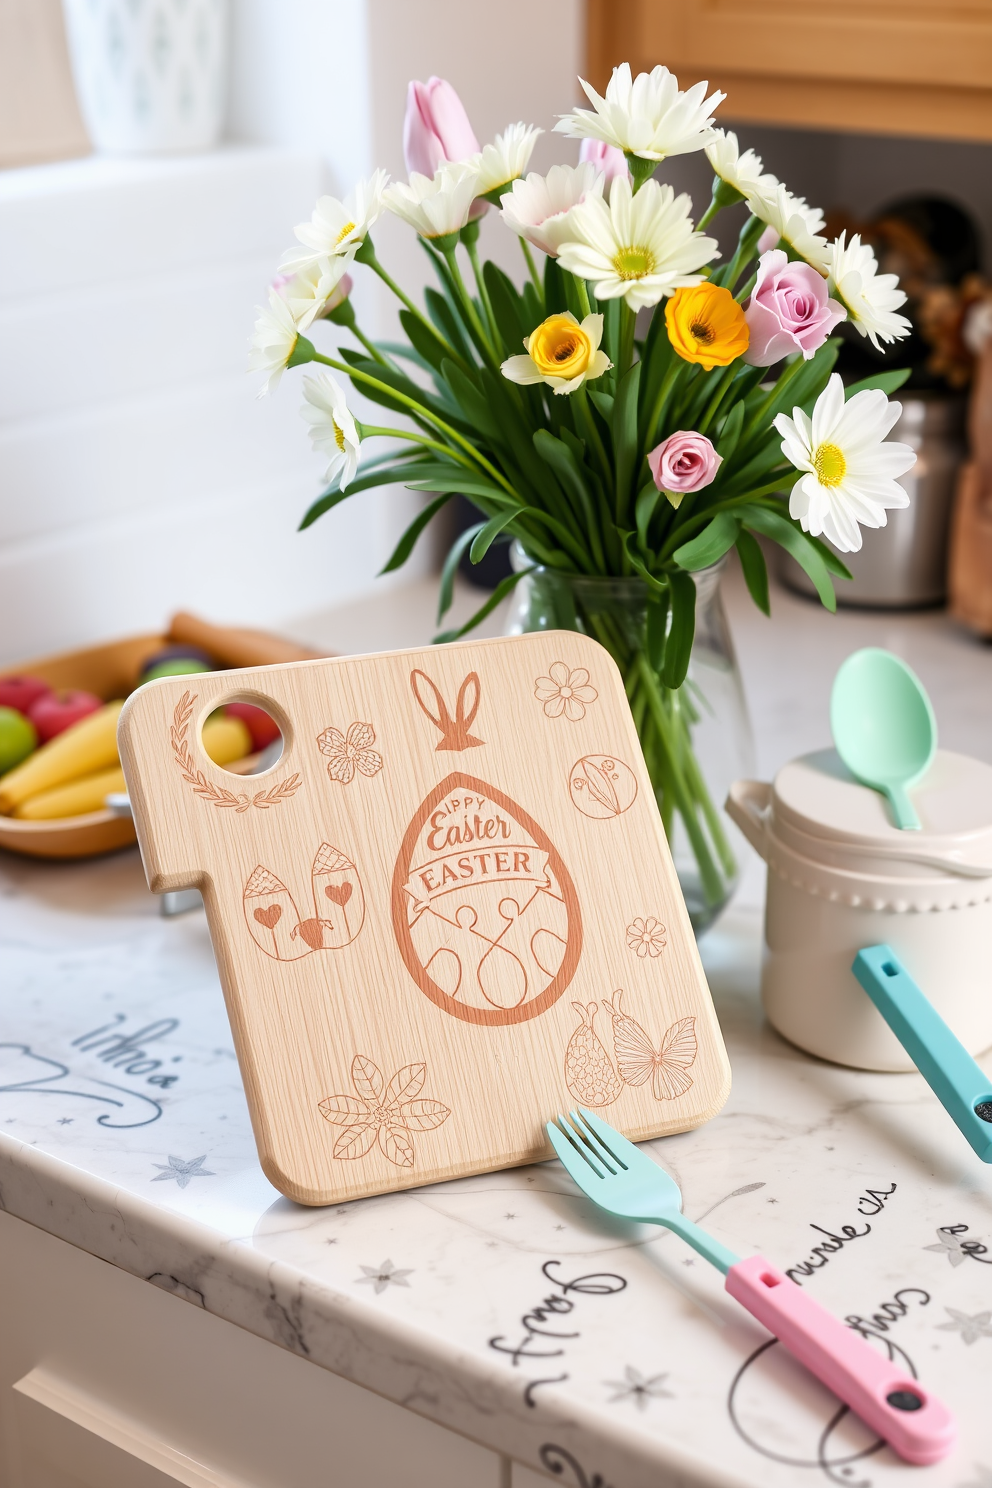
[
  {"left": 665, "top": 284, "right": 749, "bottom": 370},
  {"left": 501, "top": 311, "right": 612, "bottom": 395}
]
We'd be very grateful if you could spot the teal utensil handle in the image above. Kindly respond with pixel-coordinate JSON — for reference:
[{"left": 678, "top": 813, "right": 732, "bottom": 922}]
[
  {"left": 882, "top": 783, "right": 921, "bottom": 831},
  {"left": 853, "top": 945, "right": 992, "bottom": 1162}
]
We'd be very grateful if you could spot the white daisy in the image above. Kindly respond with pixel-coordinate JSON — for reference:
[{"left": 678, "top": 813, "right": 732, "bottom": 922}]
[
  {"left": 383, "top": 160, "right": 481, "bottom": 243},
  {"left": 280, "top": 169, "right": 389, "bottom": 275},
  {"left": 826, "top": 232, "right": 913, "bottom": 350},
  {"left": 556, "top": 176, "right": 718, "bottom": 312},
  {"left": 774, "top": 373, "right": 915, "bottom": 552},
  {"left": 705, "top": 128, "right": 769, "bottom": 199},
  {"left": 471, "top": 122, "right": 543, "bottom": 198},
  {"left": 745, "top": 178, "right": 830, "bottom": 271},
  {"left": 247, "top": 289, "right": 299, "bottom": 396},
  {"left": 300, "top": 372, "right": 361, "bottom": 490},
  {"left": 500, "top": 162, "right": 604, "bottom": 258},
  {"left": 554, "top": 63, "right": 724, "bottom": 163},
  {"left": 276, "top": 258, "right": 351, "bottom": 331}
]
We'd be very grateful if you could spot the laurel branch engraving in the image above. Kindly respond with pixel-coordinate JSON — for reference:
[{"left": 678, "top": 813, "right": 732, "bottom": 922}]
[{"left": 171, "top": 692, "right": 301, "bottom": 812}]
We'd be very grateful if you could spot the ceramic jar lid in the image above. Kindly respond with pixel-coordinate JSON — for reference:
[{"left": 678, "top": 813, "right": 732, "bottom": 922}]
[{"left": 763, "top": 749, "right": 992, "bottom": 910}]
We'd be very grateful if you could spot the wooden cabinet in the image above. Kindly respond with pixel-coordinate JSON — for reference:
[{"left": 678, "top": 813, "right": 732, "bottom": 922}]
[{"left": 588, "top": 0, "right": 992, "bottom": 142}]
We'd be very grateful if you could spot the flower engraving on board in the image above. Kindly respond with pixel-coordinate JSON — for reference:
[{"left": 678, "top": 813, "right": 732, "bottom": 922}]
[
  {"left": 318, "top": 1056, "right": 450, "bottom": 1168},
  {"left": 626, "top": 917, "right": 668, "bottom": 958},
  {"left": 316, "top": 721, "right": 383, "bottom": 784},
  {"left": 535, "top": 662, "right": 598, "bottom": 721}
]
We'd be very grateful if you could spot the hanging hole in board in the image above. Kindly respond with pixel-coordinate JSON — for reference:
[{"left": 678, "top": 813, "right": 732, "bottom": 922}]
[{"left": 200, "top": 696, "right": 287, "bottom": 776}]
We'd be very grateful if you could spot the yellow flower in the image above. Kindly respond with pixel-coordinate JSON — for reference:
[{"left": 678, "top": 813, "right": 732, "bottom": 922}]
[
  {"left": 501, "top": 311, "right": 612, "bottom": 395},
  {"left": 665, "top": 283, "right": 749, "bottom": 370}
]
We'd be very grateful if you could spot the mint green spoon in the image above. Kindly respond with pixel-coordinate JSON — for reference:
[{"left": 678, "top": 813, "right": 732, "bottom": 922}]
[{"left": 830, "top": 649, "right": 936, "bottom": 831}]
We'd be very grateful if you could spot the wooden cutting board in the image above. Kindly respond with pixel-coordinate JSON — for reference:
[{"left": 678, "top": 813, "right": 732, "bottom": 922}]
[{"left": 119, "top": 632, "right": 731, "bottom": 1205}]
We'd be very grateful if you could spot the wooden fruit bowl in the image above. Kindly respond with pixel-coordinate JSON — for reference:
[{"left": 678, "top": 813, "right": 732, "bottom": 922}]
[{"left": 0, "top": 615, "right": 323, "bottom": 861}]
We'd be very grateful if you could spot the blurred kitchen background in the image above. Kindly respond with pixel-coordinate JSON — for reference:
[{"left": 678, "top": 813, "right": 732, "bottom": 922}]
[{"left": 3, "top": 0, "right": 992, "bottom": 665}]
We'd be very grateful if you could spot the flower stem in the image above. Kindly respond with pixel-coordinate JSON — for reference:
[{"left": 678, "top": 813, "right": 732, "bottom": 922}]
[
  {"left": 520, "top": 237, "right": 544, "bottom": 299},
  {"left": 443, "top": 246, "right": 498, "bottom": 365},
  {"left": 309, "top": 350, "right": 516, "bottom": 497},
  {"left": 463, "top": 234, "right": 500, "bottom": 347},
  {"left": 356, "top": 236, "right": 459, "bottom": 362},
  {"left": 356, "top": 424, "right": 477, "bottom": 468},
  {"left": 572, "top": 383, "right": 613, "bottom": 496},
  {"left": 618, "top": 302, "right": 637, "bottom": 378},
  {"left": 575, "top": 278, "right": 592, "bottom": 318}
]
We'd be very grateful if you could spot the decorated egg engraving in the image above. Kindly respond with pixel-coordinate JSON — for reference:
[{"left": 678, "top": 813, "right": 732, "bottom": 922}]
[
  {"left": 391, "top": 773, "right": 582, "bottom": 1026},
  {"left": 569, "top": 753, "right": 638, "bottom": 819}
]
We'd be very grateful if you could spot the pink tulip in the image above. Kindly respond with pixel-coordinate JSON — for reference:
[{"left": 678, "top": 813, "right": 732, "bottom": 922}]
[
  {"left": 745, "top": 249, "right": 847, "bottom": 365},
  {"left": 757, "top": 224, "right": 780, "bottom": 255},
  {"left": 579, "top": 137, "right": 630, "bottom": 184},
  {"left": 403, "top": 77, "right": 480, "bottom": 177},
  {"left": 648, "top": 431, "right": 722, "bottom": 498}
]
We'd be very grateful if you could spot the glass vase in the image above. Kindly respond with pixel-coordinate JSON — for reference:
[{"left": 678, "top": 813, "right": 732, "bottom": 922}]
[{"left": 506, "top": 550, "right": 755, "bottom": 933}]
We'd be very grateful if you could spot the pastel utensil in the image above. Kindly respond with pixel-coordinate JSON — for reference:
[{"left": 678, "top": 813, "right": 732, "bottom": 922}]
[
  {"left": 853, "top": 945, "right": 992, "bottom": 1162},
  {"left": 830, "top": 649, "right": 937, "bottom": 831},
  {"left": 547, "top": 1108, "right": 955, "bottom": 1465}
]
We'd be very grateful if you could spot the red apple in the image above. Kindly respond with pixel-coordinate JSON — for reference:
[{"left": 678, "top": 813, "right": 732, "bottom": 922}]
[
  {"left": 0, "top": 676, "right": 53, "bottom": 717},
  {"left": 28, "top": 689, "right": 102, "bottom": 743},
  {"left": 225, "top": 702, "right": 281, "bottom": 751}
]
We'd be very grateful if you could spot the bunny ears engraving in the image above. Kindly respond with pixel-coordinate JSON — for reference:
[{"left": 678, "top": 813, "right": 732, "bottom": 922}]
[{"left": 410, "top": 669, "right": 484, "bottom": 752}]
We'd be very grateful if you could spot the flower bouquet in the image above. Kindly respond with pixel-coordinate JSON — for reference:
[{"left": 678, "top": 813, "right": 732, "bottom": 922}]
[{"left": 250, "top": 64, "right": 915, "bottom": 925}]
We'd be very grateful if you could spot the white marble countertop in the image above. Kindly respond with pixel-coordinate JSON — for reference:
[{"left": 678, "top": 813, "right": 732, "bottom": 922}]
[{"left": 2, "top": 572, "right": 992, "bottom": 1488}]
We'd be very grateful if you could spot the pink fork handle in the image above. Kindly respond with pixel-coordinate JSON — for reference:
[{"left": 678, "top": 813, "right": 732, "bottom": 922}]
[{"left": 726, "top": 1256, "right": 955, "bottom": 1465}]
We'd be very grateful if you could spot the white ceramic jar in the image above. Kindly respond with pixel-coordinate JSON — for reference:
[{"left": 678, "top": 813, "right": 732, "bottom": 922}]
[
  {"left": 727, "top": 749, "right": 992, "bottom": 1071},
  {"left": 62, "top": 0, "right": 228, "bottom": 155}
]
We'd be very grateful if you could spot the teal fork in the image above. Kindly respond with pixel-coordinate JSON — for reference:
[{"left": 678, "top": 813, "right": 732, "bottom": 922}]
[{"left": 547, "top": 1108, "right": 954, "bottom": 1465}]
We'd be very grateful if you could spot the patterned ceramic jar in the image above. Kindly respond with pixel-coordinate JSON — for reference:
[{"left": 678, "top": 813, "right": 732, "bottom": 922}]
[
  {"left": 62, "top": 0, "right": 228, "bottom": 154},
  {"left": 728, "top": 749, "right": 992, "bottom": 1071}
]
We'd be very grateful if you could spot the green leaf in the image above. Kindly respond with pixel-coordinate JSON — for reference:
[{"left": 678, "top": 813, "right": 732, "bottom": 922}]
[
  {"left": 425, "top": 286, "right": 475, "bottom": 364},
  {"left": 673, "top": 512, "right": 741, "bottom": 571},
  {"left": 440, "top": 359, "right": 501, "bottom": 440},
  {"left": 803, "top": 531, "right": 853, "bottom": 580},
  {"left": 619, "top": 531, "right": 667, "bottom": 592},
  {"left": 735, "top": 528, "right": 770, "bottom": 615},
  {"left": 635, "top": 483, "right": 662, "bottom": 551},
  {"left": 613, "top": 361, "right": 641, "bottom": 512},
  {"left": 645, "top": 591, "right": 670, "bottom": 671},
  {"left": 298, "top": 464, "right": 420, "bottom": 530},
  {"left": 469, "top": 506, "right": 530, "bottom": 564},
  {"left": 379, "top": 492, "right": 453, "bottom": 574},
  {"left": 544, "top": 255, "right": 568, "bottom": 315},
  {"left": 399, "top": 308, "right": 453, "bottom": 372},
  {"left": 661, "top": 570, "right": 696, "bottom": 688},
  {"left": 434, "top": 566, "right": 534, "bottom": 644},
  {"left": 715, "top": 399, "right": 745, "bottom": 462},
  {"left": 741, "top": 504, "right": 836, "bottom": 611},
  {"left": 484, "top": 261, "right": 528, "bottom": 356},
  {"left": 438, "top": 523, "right": 485, "bottom": 623},
  {"left": 844, "top": 368, "right": 912, "bottom": 398},
  {"left": 588, "top": 390, "right": 614, "bottom": 423}
]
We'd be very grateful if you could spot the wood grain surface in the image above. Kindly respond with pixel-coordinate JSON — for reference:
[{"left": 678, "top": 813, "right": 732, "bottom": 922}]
[{"left": 119, "top": 632, "right": 731, "bottom": 1205}]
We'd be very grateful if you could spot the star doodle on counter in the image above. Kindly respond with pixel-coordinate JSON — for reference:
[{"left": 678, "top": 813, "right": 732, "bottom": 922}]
[
  {"left": 151, "top": 1154, "right": 215, "bottom": 1189},
  {"left": 604, "top": 1366, "right": 673, "bottom": 1411},
  {"left": 936, "top": 1307, "right": 992, "bottom": 1345},
  {"left": 356, "top": 1259, "right": 413, "bottom": 1295},
  {"left": 504, "top": 1212, "right": 518, "bottom": 1220},
  {"left": 57, "top": 1118, "right": 73, "bottom": 1125},
  {"left": 925, "top": 1227, "right": 986, "bottom": 1267},
  {"left": 554, "top": 1224, "right": 566, "bottom": 1231}
]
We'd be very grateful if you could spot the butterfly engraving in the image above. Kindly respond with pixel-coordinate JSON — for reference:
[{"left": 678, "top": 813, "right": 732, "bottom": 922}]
[{"left": 602, "top": 991, "right": 697, "bottom": 1101}]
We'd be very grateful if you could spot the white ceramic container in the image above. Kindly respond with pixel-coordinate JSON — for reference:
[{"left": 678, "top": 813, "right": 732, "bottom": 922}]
[
  {"left": 62, "top": 0, "right": 228, "bottom": 155},
  {"left": 727, "top": 749, "right": 992, "bottom": 1071}
]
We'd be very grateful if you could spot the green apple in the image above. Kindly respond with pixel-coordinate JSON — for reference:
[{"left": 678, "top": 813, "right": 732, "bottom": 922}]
[
  {"left": 141, "top": 658, "right": 214, "bottom": 683},
  {"left": 0, "top": 706, "right": 37, "bottom": 774}
]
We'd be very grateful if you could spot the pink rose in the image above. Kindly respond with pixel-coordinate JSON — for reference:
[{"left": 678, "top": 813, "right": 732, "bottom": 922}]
[
  {"left": 403, "top": 77, "right": 480, "bottom": 177},
  {"left": 579, "top": 137, "right": 630, "bottom": 185},
  {"left": 648, "top": 431, "right": 722, "bottom": 502},
  {"left": 745, "top": 249, "right": 846, "bottom": 365}
]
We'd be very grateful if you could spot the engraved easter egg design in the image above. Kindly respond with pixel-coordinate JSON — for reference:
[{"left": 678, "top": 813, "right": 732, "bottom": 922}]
[
  {"left": 391, "top": 773, "right": 582, "bottom": 1026},
  {"left": 564, "top": 1002, "right": 622, "bottom": 1106},
  {"left": 569, "top": 753, "right": 638, "bottom": 820}
]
